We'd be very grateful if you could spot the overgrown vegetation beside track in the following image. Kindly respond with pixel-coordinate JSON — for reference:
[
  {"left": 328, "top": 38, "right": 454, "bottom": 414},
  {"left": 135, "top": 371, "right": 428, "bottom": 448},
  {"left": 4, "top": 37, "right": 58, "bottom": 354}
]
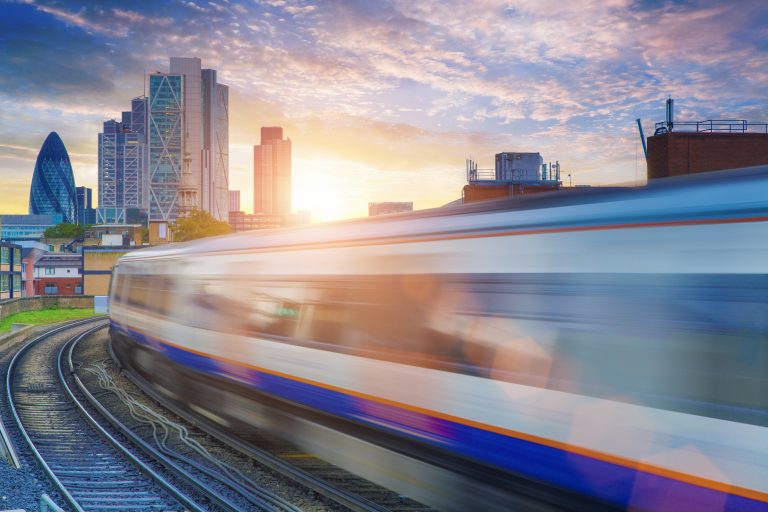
[{"left": 0, "top": 308, "right": 101, "bottom": 333}]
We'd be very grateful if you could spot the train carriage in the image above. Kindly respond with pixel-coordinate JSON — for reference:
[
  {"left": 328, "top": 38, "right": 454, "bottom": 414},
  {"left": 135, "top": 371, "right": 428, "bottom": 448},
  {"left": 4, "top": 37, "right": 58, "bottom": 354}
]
[{"left": 109, "top": 166, "right": 768, "bottom": 511}]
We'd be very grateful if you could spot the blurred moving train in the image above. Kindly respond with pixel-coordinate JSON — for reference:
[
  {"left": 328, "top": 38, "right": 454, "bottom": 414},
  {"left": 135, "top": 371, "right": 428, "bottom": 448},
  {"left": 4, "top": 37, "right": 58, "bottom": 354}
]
[{"left": 109, "top": 166, "right": 768, "bottom": 511}]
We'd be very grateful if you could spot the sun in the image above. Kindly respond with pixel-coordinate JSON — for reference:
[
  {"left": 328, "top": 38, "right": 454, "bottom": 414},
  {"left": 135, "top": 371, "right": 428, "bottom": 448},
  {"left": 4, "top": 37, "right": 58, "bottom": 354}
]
[{"left": 292, "top": 158, "right": 367, "bottom": 223}]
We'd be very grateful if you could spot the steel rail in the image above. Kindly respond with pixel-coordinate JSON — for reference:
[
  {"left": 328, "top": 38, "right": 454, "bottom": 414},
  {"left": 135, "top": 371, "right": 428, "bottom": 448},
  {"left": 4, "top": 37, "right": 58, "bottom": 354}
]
[
  {"left": 112, "top": 339, "right": 396, "bottom": 512},
  {"left": 71, "top": 331, "right": 300, "bottom": 512},
  {"left": 4, "top": 317, "right": 108, "bottom": 510},
  {"left": 0, "top": 319, "right": 96, "bottom": 470},
  {"left": 58, "top": 326, "right": 208, "bottom": 512},
  {"left": 6, "top": 319, "right": 196, "bottom": 512}
]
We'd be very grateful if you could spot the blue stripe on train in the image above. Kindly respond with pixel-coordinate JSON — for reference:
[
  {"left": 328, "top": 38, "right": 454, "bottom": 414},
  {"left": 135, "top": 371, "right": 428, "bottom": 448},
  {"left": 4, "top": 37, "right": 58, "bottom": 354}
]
[{"left": 113, "top": 321, "right": 767, "bottom": 511}]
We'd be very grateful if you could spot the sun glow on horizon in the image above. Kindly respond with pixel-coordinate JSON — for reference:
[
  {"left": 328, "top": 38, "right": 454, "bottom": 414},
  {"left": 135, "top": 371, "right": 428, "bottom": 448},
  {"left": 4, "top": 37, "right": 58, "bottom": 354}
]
[{"left": 292, "top": 158, "right": 370, "bottom": 223}]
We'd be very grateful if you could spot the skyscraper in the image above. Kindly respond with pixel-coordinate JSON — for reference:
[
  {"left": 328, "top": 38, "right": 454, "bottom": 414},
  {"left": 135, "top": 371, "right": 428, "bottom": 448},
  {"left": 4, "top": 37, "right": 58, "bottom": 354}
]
[
  {"left": 201, "top": 68, "right": 229, "bottom": 220},
  {"left": 76, "top": 186, "right": 95, "bottom": 224},
  {"left": 97, "top": 109, "right": 148, "bottom": 224},
  {"left": 29, "top": 132, "right": 77, "bottom": 223},
  {"left": 147, "top": 58, "right": 229, "bottom": 223},
  {"left": 148, "top": 71, "right": 183, "bottom": 223},
  {"left": 254, "top": 127, "right": 291, "bottom": 215},
  {"left": 169, "top": 57, "right": 202, "bottom": 219}
]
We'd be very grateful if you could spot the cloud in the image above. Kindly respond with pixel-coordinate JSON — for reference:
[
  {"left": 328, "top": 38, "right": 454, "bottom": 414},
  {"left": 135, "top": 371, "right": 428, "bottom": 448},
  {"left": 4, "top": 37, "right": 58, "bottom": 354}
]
[
  {"left": 112, "top": 8, "right": 173, "bottom": 26},
  {"left": 2, "top": 0, "right": 768, "bottom": 219},
  {"left": 29, "top": 1, "right": 128, "bottom": 36}
]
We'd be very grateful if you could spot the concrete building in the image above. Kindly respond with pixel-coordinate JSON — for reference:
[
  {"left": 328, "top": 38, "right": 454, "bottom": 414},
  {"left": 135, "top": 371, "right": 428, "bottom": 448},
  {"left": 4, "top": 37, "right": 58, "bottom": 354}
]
[
  {"left": 254, "top": 127, "right": 291, "bottom": 215},
  {"left": 228, "top": 190, "right": 240, "bottom": 213},
  {"left": 76, "top": 186, "right": 96, "bottom": 224},
  {"left": 201, "top": 68, "right": 229, "bottom": 221},
  {"left": 0, "top": 214, "right": 62, "bottom": 241},
  {"left": 33, "top": 254, "right": 82, "bottom": 296},
  {"left": 228, "top": 211, "right": 283, "bottom": 232},
  {"left": 19, "top": 241, "right": 47, "bottom": 297},
  {"left": 495, "top": 152, "right": 544, "bottom": 181},
  {"left": 0, "top": 242, "right": 22, "bottom": 300},
  {"left": 228, "top": 210, "right": 309, "bottom": 233},
  {"left": 83, "top": 246, "right": 140, "bottom": 296},
  {"left": 83, "top": 225, "right": 143, "bottom": 247},
  {"left": 41, "top": 237, "right": 80, "bottom": 254},
  {"left": 369, "top": 202, "right": 413, "bottom": 216},
  {"left": 463, "top": 155, "right": 561, "bottom": 204},
  {"left": 170, "top": 57, "right": 203, "bottom": 220}
]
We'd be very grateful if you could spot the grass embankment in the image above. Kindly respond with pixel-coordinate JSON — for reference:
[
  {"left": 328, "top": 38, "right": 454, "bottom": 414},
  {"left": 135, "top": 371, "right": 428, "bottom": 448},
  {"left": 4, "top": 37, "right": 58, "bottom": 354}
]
[{"left": 0, "top": 308, "right": 101, "bottom": 333}]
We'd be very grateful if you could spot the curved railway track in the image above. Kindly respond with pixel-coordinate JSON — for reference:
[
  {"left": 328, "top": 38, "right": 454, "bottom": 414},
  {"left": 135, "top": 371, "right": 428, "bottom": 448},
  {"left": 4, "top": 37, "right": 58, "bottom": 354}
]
[
  {"left": 6, "top": 318, "right": 193, "bottom": 511},
  {"left": 4, "top": 318, "right": 433, "bottom": 512},
  {"left": 68, "top": 330, "right": 306, "bottom": 512},
  {"left": 108, "top": 338, "right": 434, "bottom": 512}
]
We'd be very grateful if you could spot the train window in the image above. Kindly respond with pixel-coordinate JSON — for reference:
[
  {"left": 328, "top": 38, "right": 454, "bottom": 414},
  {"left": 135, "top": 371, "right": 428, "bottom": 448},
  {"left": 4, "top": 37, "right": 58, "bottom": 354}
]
[
  {"left": 181, "top": 284, "right": 221, "bottom": 331},
  {"left": 147, "top": 276, "right": 176, "bottom": 317},
  {"left": 126, "top": 275, "right": 152, "bottom": 310},
  {"left": 111, "top": 273, "right": 125, "bottom": 305},
  {"left": 304, "top": 302, "right": 348, "bottom": 344},
  {"left": 201, "top": 273, "right": 766, "bottom": 427}
]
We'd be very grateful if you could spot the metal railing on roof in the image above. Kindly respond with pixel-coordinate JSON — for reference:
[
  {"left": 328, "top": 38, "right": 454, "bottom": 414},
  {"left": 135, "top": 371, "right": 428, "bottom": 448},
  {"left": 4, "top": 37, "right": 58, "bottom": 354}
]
[{"left": 654, "top": 119, "right": 768, "bottom": 135}]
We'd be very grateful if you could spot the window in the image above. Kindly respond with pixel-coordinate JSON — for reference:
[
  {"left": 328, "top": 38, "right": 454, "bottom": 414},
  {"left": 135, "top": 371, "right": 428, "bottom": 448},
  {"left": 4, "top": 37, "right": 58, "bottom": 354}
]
[
  {"left": 44, "top": 284, "right": 58, "bottom": 295},
  {"left": 126, "top": 275, "right": 151, "bottom": 310},
  {"left": 13, "top": 274, "right": 20, "bottom": 292},
  {"left": 45, "top": 267, "right": 55, "bottom": 275},
  {"left": 0, "top": 247, "right": 8, "bottom": 264},
  {"left": 0, "top": 274, "right": 7, "bottom": 292}
]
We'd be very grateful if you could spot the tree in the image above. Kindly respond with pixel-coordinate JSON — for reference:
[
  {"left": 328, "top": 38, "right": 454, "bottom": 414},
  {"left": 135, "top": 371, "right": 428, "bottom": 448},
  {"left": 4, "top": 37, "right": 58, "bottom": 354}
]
[
  {"left": 173, "top": 209, "right": 232, "bottom": 242},
  {"left": 44, "top": 223, "right": 88, "bottom": 239}
]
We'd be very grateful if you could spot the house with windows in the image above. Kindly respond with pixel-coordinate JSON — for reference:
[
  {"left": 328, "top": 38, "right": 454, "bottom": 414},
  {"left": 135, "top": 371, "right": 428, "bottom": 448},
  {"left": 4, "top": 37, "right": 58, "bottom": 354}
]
[
  {"left": 0, "top": 241, "right": 23, "bottom": 300},
  {"left": 33, "top": 254, "right": 82, "bottom": 295}
]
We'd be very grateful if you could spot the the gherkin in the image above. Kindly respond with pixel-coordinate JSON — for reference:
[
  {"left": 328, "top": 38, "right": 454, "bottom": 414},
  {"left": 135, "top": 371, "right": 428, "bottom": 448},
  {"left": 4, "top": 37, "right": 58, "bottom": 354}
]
[{"left": 29, "top": 132, "right": 77, "bottom": 223}]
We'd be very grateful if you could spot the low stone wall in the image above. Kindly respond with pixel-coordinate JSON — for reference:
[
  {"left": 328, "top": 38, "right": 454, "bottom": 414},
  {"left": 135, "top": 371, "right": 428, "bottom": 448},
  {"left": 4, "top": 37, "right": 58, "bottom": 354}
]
[
  {"left": 0, "top": 296, "right": 95, "bottom": 322},
  {"left": 0, "top": 324, "right": 36, "bottom": 351}
]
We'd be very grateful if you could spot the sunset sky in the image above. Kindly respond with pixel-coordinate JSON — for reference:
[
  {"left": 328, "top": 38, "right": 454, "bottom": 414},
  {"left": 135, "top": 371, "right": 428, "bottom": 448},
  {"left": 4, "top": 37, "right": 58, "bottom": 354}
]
[{"left": 1, "top": 0, "right": 767, "bottom": 221}]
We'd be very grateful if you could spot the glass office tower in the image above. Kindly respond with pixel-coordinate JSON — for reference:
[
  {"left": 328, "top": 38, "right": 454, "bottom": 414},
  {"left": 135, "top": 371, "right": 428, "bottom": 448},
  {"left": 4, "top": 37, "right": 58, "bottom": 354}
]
[
  {"left": 148, "top": 73, "right": 183, "bottom": 222},
  {"left": 29, "top": 132, "right": 77, "bottom": 223}
]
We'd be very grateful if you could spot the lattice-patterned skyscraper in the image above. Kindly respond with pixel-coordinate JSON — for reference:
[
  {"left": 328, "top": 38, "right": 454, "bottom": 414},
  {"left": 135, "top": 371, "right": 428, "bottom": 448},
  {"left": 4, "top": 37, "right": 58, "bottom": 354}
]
[
  {"left": 147, "top": 72, "right": 183, "bottom": 222},
  {"left": 146, "top": 58, "right": 229, "bottom": 223}
]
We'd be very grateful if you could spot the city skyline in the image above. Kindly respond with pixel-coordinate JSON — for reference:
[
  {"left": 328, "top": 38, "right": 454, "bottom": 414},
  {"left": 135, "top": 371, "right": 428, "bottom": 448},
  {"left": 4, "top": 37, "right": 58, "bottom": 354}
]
[{"left": 2, "top": 1, "right": 768, "bottom": 221}]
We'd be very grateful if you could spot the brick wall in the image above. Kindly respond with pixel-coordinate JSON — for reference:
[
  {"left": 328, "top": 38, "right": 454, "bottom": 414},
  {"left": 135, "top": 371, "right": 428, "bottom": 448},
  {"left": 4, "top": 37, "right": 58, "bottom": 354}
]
[
  {"left": 33, "top": 277, "right": 82, "bottom": 296},
  {"left": 647, "top": 132, "right": 768, "bottom": 179},
  {"left": 0, "top": 296, "right": 94, "bottom": 322}
]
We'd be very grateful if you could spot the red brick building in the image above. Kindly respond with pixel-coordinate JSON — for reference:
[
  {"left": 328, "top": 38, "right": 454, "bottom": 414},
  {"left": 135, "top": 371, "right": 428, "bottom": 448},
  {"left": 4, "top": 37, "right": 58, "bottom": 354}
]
[
  {"left": 647, "top": 124, "right": 768, "bottom": 180},
  {"left": 33, "top": 254, "right": 82, "bottom": 296},
  {"left": 462, "top": 182, "right": 561, "bottom": 203}
]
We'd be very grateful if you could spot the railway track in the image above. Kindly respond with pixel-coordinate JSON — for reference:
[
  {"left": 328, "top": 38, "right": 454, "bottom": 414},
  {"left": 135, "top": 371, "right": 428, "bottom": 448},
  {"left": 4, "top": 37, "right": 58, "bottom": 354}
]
[
  {"left": 106, "top": 338, "right": 433, "bottom": 512},
  {"left": 3, "top": 318, "right": 431, "bottom": 511},
  {"left": 68, "top": 330, "right": 308, "bottom": 512},
  {"left": 6, "top": 318, "right": 193, "bottom": 511}
]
